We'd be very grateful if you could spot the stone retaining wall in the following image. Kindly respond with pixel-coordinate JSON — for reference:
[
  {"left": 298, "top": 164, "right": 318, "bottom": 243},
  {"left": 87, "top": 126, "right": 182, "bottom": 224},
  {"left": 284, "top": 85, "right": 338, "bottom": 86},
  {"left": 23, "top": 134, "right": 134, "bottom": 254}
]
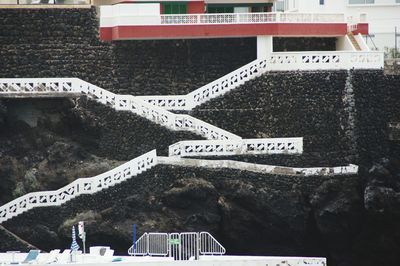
[
  {"left": 190, "top": 71, "right": 351, "bottom": 165},
  {"left": 0, "top": 8, "right": 257, "bottom": 95}
]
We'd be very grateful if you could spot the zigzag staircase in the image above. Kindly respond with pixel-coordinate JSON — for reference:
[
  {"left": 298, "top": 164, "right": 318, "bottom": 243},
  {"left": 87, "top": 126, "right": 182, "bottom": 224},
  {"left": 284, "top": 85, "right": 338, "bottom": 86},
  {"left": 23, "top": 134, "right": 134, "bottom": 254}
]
[
  {"left": 0, "top": 54, "right": 366, "bottom": 224},
  {"left": 0, "top": 150, "right": 157, "bottom": 223},
  {"left": 0, "top": 78, "right": 303, "bottom": 157},
  {"left": 137, "top": 58, "right": 268, "bottom": 111}
]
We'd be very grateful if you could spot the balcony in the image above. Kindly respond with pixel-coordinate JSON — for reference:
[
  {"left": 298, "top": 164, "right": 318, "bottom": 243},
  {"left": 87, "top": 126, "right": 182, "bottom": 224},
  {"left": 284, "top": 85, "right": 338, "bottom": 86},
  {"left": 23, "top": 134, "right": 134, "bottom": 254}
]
[{"left": 100, "top": 5, "right": 368, "bottom": 41}]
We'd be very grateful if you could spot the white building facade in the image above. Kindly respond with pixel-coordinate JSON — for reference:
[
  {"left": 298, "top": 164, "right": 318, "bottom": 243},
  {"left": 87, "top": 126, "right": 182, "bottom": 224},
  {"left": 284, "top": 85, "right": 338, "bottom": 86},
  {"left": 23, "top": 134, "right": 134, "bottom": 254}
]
[{"left": 274, "top": 0, "right": 400, "bottom": 54}]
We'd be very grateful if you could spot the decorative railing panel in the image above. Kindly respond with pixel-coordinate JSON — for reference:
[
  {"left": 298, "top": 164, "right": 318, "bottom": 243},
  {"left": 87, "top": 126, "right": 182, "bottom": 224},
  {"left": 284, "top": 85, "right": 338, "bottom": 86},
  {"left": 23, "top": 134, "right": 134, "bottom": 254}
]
[
  {"left": 135, "top": 51, "right": 383, "bottom": 111},
  {"left": 168, "top": 138, "right": 303, "bottom": 157},
  {"left": 102, "top": 12, "right": 346, "bottom": 27},
  {"left": 0, "top": 78, "right": 75, "bottom": 93},
  {"left": 0, "top": 150, "right": 157, "bottom": 223},
  {"left": 188, "top": 59, "right": 268, "bottom": 107},
  {"left": 138, "top": 58, "right": 268, "bottom": 110},
  {"left": 0, "top": 78, "right": 242, "bottom": 141},
  {"left": 267, "top": 51, "right": 384, "bottom": 71}
]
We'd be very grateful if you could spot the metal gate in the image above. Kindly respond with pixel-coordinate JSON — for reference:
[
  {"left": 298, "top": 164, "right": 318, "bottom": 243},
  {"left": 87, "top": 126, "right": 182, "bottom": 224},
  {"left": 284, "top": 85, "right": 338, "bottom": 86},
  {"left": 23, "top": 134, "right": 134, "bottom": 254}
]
[{"left": 128, "top": 231, "right": 225, "bottom": 260}]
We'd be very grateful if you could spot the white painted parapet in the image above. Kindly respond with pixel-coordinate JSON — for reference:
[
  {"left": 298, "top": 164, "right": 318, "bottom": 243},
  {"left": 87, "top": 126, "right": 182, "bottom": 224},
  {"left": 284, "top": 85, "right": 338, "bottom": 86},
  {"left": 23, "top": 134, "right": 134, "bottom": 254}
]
[
  {"left": 0, "top": 150, "right": 157, "bottom": 224},
  {"left": 101, "top": 8, "right": 345, "bottom": 28},
  {"left": 137, "top": 51, "right": 383, "bottom": 111},
  {"left": 137, "top": 58, "right": 269, "bottom": 110},
  {"left": 168, "top": 138, "right": 303, "bottom": 157},
  {"left": 0, "top": 78, "right": 242, "bottom": 141},
  {"left": 266, "top": 51, "right": 384, "bottom": 71}
]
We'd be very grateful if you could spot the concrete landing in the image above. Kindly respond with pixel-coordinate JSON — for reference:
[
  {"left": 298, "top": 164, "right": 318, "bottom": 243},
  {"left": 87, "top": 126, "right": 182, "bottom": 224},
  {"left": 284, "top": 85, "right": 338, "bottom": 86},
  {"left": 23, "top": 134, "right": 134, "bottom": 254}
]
[
  {"left": 158, "top": 156, "right": 358, "bottom": 176},
  {"left": 0, "top": 92, "right": 81, "bottom": 98}
]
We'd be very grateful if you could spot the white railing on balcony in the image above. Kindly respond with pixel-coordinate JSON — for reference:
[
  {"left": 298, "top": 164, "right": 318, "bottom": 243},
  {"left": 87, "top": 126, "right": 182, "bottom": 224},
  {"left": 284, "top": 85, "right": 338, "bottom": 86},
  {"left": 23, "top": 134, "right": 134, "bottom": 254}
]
[
  {"left": 168, "top": 138, "right": 303, "bottom": 157},
  {"left": 100, "top": 11, "right": 346, "bottom": 27},
  {"left": 0, "top": 150, "right": 157, "bottom": 224}
]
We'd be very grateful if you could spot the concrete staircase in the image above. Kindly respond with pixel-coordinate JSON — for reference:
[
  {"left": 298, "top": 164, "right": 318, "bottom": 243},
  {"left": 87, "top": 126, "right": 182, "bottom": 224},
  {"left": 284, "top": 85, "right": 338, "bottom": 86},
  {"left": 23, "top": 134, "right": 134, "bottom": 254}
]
[{"left": 347, "top": 32, "right": 362, "bottom": 51}]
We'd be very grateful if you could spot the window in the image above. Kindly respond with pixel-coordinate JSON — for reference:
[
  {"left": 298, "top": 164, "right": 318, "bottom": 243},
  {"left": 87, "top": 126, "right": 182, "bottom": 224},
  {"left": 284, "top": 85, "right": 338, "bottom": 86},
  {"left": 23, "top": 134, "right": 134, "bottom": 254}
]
[
  {"left": 320, "top": 0, "right": 324, "bottom": 5},
  {"left": 348, "top": 0, "right": 375, "bottom": 4},
  {"left": 163, "top": 3, "right": 187, "bottom": 14},
  {"left": 207, "top": 6, "right": 234, "bottom": 13}
]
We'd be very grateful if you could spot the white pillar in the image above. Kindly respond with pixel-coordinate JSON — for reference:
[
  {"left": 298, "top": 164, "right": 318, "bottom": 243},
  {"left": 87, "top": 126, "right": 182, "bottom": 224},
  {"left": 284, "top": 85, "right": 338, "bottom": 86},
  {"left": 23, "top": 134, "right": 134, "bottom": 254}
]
[{"left": 257, "top": 36, "right": 273, "bottom": 59}]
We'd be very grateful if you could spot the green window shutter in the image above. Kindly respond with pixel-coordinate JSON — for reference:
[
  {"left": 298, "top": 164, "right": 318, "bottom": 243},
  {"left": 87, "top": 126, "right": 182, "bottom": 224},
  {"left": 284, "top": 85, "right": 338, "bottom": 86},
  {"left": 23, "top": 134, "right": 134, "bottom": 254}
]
[
  {"left": 164, "top": 4, "right": 171, "bottom": 14},
  {"left": 163, "top": 3, "right": 188, "bottom": 14},
  {"left": 180, "top": 4, "right": 187, "bottom": 14}
]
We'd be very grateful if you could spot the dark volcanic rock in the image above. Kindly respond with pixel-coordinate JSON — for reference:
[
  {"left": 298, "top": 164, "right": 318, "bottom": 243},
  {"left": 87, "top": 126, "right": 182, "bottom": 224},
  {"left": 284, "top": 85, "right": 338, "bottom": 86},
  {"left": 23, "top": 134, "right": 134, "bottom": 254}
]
[
  {"left": 0, "top": 225, "right": 37, "bottom": 252},
  {"left": 190, "top": 71, "right": 350, "bottom": 165},
  {"left": 1, "top": 6, "right": 400, "bottom": 266},
  {"left": 66, "top": 97, "right": 203, "bottom": 159}
]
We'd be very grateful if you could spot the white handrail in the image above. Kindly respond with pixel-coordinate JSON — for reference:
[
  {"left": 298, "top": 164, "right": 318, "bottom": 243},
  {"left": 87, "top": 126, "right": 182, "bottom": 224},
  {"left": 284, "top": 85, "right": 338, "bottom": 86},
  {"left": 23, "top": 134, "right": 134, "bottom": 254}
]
[
  {"left": 137, "top": 51, "right": 383, "bottom": 111},
  {"left": 137, "top": 58, "right": 268, "bottom": 110},
  {"left": 0, "top": 150, "right": 157, "bottom": 223},
  {"left": 0, "top": 78, "right": 242, "bottom": 141}
]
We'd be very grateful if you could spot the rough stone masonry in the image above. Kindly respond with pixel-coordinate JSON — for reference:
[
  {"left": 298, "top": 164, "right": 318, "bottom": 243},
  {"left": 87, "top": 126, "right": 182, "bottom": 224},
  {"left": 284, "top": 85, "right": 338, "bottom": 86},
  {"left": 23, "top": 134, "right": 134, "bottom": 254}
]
[{"left": 1, "top": 6, "right": 400, "bottom": 266}]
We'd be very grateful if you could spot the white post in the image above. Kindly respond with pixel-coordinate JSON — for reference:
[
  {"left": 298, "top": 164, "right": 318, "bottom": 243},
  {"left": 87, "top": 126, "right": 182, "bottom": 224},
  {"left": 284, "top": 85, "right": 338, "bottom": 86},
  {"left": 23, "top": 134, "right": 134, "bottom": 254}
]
[
  {"left": 257, "top": 35, "right": 273, "bottom": 59},
  {"left": 276, "top": 12, "right": 281, "bottom": 22}
]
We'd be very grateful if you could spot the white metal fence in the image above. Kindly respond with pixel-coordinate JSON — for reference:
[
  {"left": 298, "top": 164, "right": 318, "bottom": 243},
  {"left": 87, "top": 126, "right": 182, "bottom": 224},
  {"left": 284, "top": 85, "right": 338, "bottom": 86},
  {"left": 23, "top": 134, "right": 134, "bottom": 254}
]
[{"left": 128, "top": 232, "right": 225, "bottom": 260}]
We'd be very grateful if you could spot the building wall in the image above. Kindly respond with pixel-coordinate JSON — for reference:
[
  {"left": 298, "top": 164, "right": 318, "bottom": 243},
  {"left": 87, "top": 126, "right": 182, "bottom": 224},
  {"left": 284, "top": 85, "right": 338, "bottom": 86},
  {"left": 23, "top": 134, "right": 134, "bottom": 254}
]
[{"left": 275, "top": 0, "right": 400, "bottom": 51}]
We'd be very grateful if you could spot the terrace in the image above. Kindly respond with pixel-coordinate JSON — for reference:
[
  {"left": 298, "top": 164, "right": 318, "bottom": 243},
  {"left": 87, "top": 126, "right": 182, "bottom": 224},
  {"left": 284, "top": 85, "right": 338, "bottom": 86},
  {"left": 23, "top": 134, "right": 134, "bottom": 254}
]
[{"left": 100, "top": 4, "right": 368, "bottom": 41}]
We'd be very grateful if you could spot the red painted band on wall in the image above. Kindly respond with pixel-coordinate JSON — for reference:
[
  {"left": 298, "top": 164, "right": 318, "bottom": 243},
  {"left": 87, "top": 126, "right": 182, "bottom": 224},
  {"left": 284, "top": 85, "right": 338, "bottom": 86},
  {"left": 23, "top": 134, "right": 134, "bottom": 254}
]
[
  {"left": 100, "top": 23, "right": 348, "bottom": 41},
  {"left": 353, "top": 23, "right": 369, "bottom": 35}
]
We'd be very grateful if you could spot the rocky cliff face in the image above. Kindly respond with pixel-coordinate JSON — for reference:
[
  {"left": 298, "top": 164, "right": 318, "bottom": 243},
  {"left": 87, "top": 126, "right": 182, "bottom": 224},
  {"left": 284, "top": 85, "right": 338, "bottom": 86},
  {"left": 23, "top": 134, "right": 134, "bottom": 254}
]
[
  {"left": 1, "top": 72, "right": 400, "bottom": 266},
  {"left": 3, "top": 160, "right": 400, "bottom": 266},
  {"left": 1, "top": 6, "right": 400, "bottom": 266}
]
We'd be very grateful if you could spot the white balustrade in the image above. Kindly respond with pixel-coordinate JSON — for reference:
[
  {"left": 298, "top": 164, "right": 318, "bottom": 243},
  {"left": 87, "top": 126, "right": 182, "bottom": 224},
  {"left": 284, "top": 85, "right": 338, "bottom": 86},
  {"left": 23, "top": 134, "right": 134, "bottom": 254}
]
[
  {"left": 140, "top": 59, "right": 268, "bottom": 110},
  {"left": 168, "top": 138, "right": 303, "bottom": 157},
  {"left": 0, "top": 150, "right": 157, "bottom": 223},
  {"left": 136, "top": 95, "right": 188, "bottom": 110},
  {"left": 102, "top": 12, "right": 346, "bottom": 27},
  {"left": 0, "top": 78, "right": 241, "bottom": 141},
  {"left": 135, "top": 51, "right": 383, "bottom": 111},
  {"left": 188, "top": 59, "right": 268, "bottom": 107},
  {"left": 267, "top": 51, "right": 384, "bottom": 71},
  {"left": 0, "top": 78, "right": 75, "bottom": 93},
  {"left": 174, "top": 114, "right": 241, "bottom": 140}
]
